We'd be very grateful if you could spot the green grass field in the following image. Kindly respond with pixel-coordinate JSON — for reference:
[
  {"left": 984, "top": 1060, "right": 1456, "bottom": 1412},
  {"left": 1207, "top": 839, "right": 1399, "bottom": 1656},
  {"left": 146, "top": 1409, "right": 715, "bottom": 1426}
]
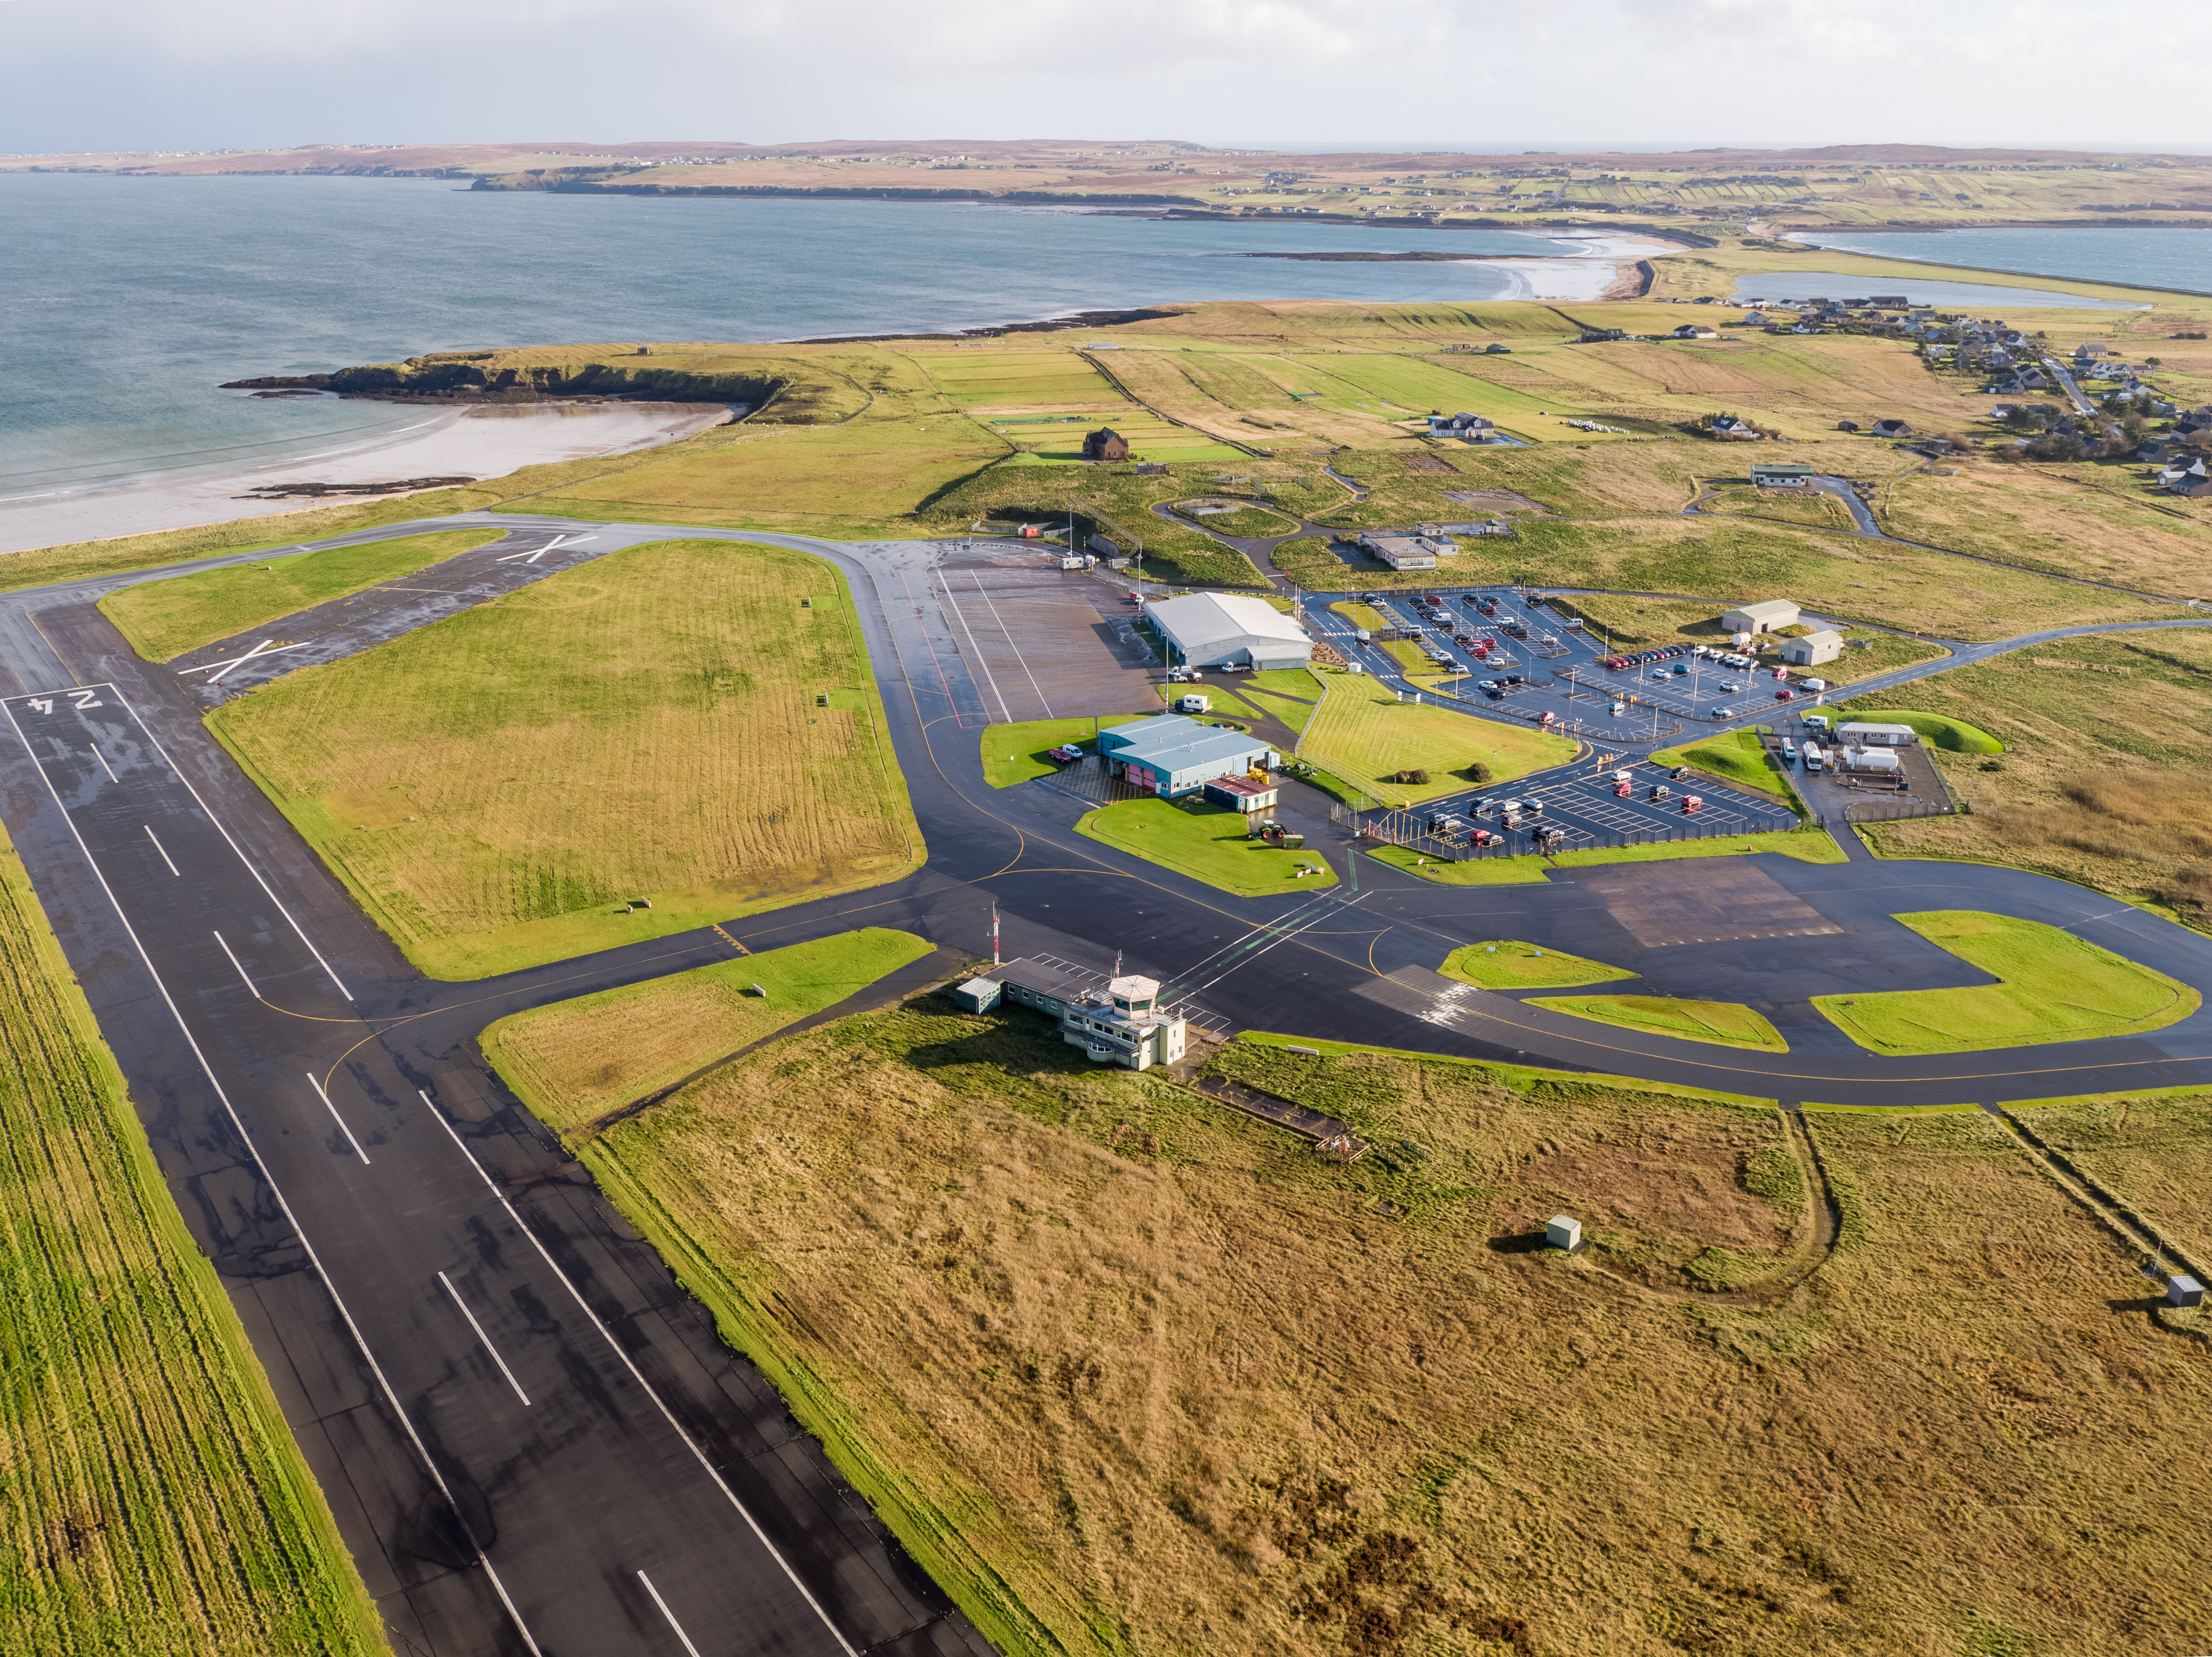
[
  {"left": 0, "top": 831, "right": 385, "bottom": 1657},
  {"left": 1524, "top": 993, "right": 1790, "bottom": 1052},
  {"left": 1368, "top": 828, "right": 1847, "bottom": 885},
  {"left": 99, "top": 529, "right": 500, "bottom": 662},
  {"left": 1834, "top": 707, "right": 2002, "bottom": 753},
  {"left": 1077, "top": 797, "right": 1335, "bottom": 895},
  {"left": 1651, "top": 728, "right": 1794, "bottom": 800},
  {"left": 1298, "top": 673, "right": 1574, "bottom": 805},
  {"left": 979, "top": 715, "right": 1151, "bottom": 788},
  {"left": 1814, "top": 910, "right": 2200, "bottom": 1056},
  {"left": 482, "top": 928, "right": 934, "bottom": 1135},
  {"left": 209, "top": 539, "right": 921, "bottom": 978},
  {"left": 1440, "top": 941, "right": 1638, "bottom": 990}
]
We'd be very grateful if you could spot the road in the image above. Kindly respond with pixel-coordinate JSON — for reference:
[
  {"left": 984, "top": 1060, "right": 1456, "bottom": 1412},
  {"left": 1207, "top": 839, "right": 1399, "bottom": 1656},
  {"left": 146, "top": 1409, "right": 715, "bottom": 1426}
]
[{"left": 4, "top": 512, "right": 2212, "bottom": 1653}]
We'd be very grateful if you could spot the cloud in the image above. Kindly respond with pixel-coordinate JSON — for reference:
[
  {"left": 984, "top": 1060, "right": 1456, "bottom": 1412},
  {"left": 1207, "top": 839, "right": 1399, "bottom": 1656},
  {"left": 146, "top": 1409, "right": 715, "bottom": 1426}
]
[{"left": 2, "top": 0, "right": 2209, "bottom": 150}]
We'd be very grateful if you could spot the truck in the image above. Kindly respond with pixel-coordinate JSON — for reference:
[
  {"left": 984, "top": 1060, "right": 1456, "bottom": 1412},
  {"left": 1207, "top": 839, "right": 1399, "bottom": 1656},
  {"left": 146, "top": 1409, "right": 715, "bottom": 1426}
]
[
  {"left": 1176, "top": 693, "right": 1211, "bottom": 714},
  {"left": 1802, "top": 743, "right": 1825, "bottom": 773}
]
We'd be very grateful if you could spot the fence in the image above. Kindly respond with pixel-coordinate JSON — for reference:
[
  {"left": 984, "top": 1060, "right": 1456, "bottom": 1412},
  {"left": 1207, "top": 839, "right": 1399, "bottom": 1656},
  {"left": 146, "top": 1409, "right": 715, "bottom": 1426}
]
[{"left": 1328, "top": 801, "right": 1791, "bottom": 863}]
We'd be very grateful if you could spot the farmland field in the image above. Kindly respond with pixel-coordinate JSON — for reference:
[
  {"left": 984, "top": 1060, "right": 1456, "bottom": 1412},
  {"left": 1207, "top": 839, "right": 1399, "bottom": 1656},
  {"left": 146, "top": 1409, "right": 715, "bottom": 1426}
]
[
  {"left": 1696, "top": 484, "right": 1856, "bottom": 529},
  {"left": 210, "top": 539, "right": 921, "bottom": 978},
  {"left": 1297, "top": 670, "right": 1574, "bottom": 805},
  {"left": 100, "top": 529, "right": 500, "bottom": 661},
  {"left": 554, "top": 999, "right": 2212, "bottom": 1657},
  {"left": 2012, "top": 1090, "right": 2212, "bottom": 1274},
  {"left": 1879, "top": 462, "right": 2212, "bottom": 594},
  {"left": 0, "top": 831, "right": 384, "bottom": 1657},
  {"left": 1812, "top": 910, "right": 2199, "bottom": 1056},
  {"left": 483, "top": 928, "right": 934, "bottom": 1135}
]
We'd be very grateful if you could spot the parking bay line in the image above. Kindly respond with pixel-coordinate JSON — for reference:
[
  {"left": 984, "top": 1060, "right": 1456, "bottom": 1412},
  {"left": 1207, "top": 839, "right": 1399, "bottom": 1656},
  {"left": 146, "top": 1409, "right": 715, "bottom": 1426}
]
[{"left": 438, "top": 1271, "right": 531, "bottom": 1407}]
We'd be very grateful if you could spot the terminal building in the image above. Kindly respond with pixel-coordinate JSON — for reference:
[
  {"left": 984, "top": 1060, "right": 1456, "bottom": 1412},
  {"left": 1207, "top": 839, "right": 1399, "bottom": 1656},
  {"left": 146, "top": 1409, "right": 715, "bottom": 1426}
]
[
  {"left": 1358, "top": 531, "right": 1459, "bottom": 571},
  {"left": 953, "top": 959, "right": 1188, "bottom": 1071},
  {"left": 1096, "top": 714, "right": 1277, "bottom": 798},
  {"left": 1144, "top": 592, "right": 1313, "bottom": 671}
]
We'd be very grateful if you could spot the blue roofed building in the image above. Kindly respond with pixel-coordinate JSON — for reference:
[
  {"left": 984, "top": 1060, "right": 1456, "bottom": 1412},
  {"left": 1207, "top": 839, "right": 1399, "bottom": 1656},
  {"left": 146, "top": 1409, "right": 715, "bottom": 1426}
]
[{"left": 1095, "top": 714, "right": 1277, "bottom": 798}]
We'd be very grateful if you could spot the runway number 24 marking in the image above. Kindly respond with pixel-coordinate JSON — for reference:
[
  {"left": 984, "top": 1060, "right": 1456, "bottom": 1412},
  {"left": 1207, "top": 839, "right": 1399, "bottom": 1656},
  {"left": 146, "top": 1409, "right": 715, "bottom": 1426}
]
[{"left": 23, "top": 692, "right": 103, "bottom": 713}]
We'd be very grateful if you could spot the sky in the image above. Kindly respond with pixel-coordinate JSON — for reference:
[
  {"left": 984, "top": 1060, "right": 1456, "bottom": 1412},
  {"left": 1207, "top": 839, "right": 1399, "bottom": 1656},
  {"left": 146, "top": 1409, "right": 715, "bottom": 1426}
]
[{"left": 2, "top": 0, "right": 2209, "bottom": 156}]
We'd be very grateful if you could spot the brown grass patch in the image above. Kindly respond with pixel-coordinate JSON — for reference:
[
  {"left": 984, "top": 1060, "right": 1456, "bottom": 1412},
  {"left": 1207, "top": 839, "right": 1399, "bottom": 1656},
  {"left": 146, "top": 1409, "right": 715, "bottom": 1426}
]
[{"left": 566, "top": 1006, "right": 2212, "bottom": 1656}]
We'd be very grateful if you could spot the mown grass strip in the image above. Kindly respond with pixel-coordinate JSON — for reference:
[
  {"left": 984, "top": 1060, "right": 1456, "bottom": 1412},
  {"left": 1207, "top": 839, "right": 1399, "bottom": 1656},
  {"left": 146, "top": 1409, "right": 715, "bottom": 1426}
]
[
  {"left": 1440, "top": 941, "right": 1638, "bottom": 990},
  {"left": 1523, "top": 994, "right": 1791, "bottom": 1053},
  {"left": 1077, "top": 798, "right": 1335, "bottom": 896},
  {"left": 0, "top": 829, "right": 386, "bottom": 1657},
  {"left": 1367, "top": 828, "right": 1846, "bottom": 886},
  {"left": 1813, "top": 909, "right": 2200, "bottom": 1056}
]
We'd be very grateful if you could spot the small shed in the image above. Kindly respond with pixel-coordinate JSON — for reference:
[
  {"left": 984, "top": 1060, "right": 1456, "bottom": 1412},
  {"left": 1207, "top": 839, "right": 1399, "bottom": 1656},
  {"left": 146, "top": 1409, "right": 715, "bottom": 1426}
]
[
  {"left": 952, "top": 977, "right": 1003, "bottom": 1013},
  {"left": 1546, "top": 1215, "right": 1583, "bottom": 1251},
  {"left": 1722, "top": 599, "right": 1801, "bottom": 635},
  {"left": 1081, "top": 428, "right": 1130, "bottom": 462},
  {"left": 2170, "top": 1274, "right": 2205, "bottom": 1309},
  {"left": 1782, "top": 629, "right": 1845, "bottom": 667},
  {"left": 1203, "top": 774, "right": 1279, "bottom": 814}
]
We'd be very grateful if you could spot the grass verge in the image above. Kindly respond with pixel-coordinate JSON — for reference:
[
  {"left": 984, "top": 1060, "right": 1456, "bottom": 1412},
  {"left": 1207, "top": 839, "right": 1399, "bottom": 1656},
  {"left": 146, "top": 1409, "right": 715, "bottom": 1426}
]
[
  {"left": 1524, "top": 993, "right": 1791, "bottom": 1052},
  {"left": 1367, "top": 827, "right": 1846, "bottom": 885},
  {"left": 979, "top": 716, "right": 1151, "bottom": 789},
  {"left": 1299, "top": 671, "right": 1574, "bottom": 805},
  {"left": 207, "top": 539, "right": 922, "bottom": 978},
  {"left": 1814, "top": 910, "right": 2201, "bottom": 1056},
  {"left": 1077, "top": 798, "right": 1334, "bottom": 895},
  {"left": 1440, "top": 941, "right": 1638, "bottom": 990},
  {"left": 0, "top": 828, "right": 386, "bottom": 1656},
  {"left": 483, "top": 928, "right": 935, "bottom": 1135},
  {"left": 98, "top": 529, "right": 500, "bottom": 662},
  {"left": 1834, "top": 706, "right": 2003, "bottom": 753}
]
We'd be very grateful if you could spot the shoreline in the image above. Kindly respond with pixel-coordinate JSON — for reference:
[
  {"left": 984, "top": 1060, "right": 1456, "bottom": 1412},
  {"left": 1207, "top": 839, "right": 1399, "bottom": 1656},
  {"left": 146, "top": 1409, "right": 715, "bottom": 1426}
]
[{"left": 0, "top": 402, "right": 731, "bottom": 559}]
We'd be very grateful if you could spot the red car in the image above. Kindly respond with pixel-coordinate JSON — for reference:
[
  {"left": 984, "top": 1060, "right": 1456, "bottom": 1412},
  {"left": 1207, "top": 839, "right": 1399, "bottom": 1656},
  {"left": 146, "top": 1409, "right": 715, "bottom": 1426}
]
[{"left": 1774, "top": 688, "right": 1796, "bottom": 702}]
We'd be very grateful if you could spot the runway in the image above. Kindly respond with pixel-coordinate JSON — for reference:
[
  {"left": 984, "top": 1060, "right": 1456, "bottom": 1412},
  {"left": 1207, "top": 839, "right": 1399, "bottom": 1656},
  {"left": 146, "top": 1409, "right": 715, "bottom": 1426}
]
[{"left": 3, "top": 511, "right": 2212, "bottom": 1652}]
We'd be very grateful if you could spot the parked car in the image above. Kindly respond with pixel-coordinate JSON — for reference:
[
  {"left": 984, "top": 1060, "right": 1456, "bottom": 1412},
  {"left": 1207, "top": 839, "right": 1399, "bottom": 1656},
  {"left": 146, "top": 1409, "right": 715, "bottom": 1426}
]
[
  {"left": 1610, "top": 700, "right": 1626, "bottom": 716},
  {"left": 1803, "top": 713, "right": 1830, "bottom": 731},
  {"left": 1712, "top": 706, "right": 1738, "bottom": 717},
  {"left": 1614, "top": 780, "right": 1632, "bottom": 797},
  {"left": 1482, "top": 685, "right": 1505, "bottom": 699},
  {"left": 1648, "top": 784, "right": 1672, "bottom": 801},
  {"left": 1673, "top": 663, "right": 1690, "bottom": 675},
  {"left": 1476, "top": 679, "right": 1499, "bottom": 691},
  {"left": 1047, "top": 745, "right": 1084, "bottom": 764},
  {"left": 1717, "top": 681, "right": 1743, "bottom": 694},
  {"left": 1775, "top": 689, "right": 1797, "bottom": 702},
  {"left": 1681, "top": 795, "right": 1704, "bottom": 815},
  {"left": 1470, "top": 828, "right": 1504, "bottom": 848},
  {"left": 1782, "top": 738, "right": 1798, "bottom": 760}
]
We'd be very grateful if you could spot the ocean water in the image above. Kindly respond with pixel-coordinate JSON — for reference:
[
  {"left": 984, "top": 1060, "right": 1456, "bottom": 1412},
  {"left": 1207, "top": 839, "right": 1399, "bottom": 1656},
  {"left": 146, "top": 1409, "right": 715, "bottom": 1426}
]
[
  {"left": 1787, "top": 227, "right": 2212, "bottom": 297},
  {"left": 1729, "top": 270, "right": 2142, "bottom": 312},
  {"left": 0, "top": 173, "right": 1576, "bottom": 501}
]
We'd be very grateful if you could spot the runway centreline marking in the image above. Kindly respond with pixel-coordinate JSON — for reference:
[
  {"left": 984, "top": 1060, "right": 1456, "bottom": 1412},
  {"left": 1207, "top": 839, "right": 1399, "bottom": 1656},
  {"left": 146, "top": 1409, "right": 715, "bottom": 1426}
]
[
  {"left": 637, "top": 1571, "right": 706, "bottom": 1657},
  {"left": 305, "top": 1072, "right": 372, "bottom": 1167},
  {"left": 210, "top": 930, "right": 258, "bottom": 996},
  {"left": 420, "top": 1089, "right": 862, "bottom": 1657},
  {"left": 0, "top": 696, "right": 548, "bottom": 1657},
  {"left": 87, "top": 744, "right": 117, "bottom": 782},
  {"left": 141, "top": 825, "right": 181, "bottom": 877},
  {"left": 438, "top": 1271, "right": 532, "bottom": 1408}
]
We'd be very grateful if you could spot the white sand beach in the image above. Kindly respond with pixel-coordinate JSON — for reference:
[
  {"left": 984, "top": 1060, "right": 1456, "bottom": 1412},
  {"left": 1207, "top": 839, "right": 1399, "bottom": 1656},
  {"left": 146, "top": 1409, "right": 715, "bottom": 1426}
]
[
  {"left": 0, "top": 401, "right": 733, "bottom": 558},
  {"left": 1484, "top": 232, "right": 1683, "bottom": 302}
]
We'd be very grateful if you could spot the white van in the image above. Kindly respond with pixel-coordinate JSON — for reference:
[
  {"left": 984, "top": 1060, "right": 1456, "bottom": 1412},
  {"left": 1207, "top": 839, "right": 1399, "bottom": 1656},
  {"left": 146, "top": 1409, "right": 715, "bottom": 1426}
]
[{"left": 1798, "top": 677, "right": 1829, "bottom": 693}]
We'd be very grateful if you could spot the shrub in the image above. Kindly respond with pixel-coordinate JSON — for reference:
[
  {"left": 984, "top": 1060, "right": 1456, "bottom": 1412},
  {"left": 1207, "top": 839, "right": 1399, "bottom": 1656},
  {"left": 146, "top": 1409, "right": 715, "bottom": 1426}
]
[
  {"left": 1463, "top": 761, "right": 1493, "bottom": 785},
  {"left": 1393, "top": 767, "right": 1432, "bottom": 785}
]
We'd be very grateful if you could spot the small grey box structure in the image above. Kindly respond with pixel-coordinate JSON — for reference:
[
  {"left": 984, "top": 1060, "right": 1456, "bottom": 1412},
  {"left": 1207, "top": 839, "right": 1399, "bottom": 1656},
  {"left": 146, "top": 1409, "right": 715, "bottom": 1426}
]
[
  {"left": 952, "top": 977, "right": 1003, "bottom": 1014},
  {"left": 2169, "top": 1274, "right": 2205, "bottom": 1309},
  {"left": 1546, "top": 1214, "right": 1583, "bottom": 1252}
]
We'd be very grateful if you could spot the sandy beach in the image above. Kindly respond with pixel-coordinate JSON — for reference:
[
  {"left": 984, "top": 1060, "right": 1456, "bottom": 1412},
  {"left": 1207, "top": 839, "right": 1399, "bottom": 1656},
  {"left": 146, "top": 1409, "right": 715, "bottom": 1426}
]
[
  {"left": 1482, "top": 232, "right": 1681, "bottom": 301},
  {"left": 0, "top": 401, "right": 733, "bottom": 558}
]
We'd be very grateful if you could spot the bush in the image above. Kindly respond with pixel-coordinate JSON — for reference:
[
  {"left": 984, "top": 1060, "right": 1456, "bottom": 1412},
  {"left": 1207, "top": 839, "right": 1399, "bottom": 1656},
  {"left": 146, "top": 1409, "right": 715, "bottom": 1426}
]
[
  {"left": 1463, "top": 761, "right": 1493, "bottom": 785},
  {"left": 1393, "top": 767, "right": 1432, "bottom": 785}
]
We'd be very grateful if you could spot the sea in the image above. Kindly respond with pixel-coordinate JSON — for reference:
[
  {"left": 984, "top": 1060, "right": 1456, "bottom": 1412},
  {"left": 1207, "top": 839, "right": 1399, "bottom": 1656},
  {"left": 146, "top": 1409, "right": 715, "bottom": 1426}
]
[
  {"left": 7, "top": 175, "right": 2205, "bottom": 507},
  {"left": 1, "top": 173, "right": 1576, "bottom": 504}
]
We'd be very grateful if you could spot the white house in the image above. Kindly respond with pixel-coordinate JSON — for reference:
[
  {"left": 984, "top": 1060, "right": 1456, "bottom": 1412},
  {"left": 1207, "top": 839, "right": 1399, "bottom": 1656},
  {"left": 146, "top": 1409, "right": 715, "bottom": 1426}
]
[
  {"left": 1721, "top": 599, "right": 1801, "bottom": 635},
  {"left": 1782, "top": 629, "right": 1845, "bottom": 667},
  {"left": 1145, "top": 592, "right": 1312, "bottom": 670},
  {"left": 1360, "top": 532, "right": 1458, "bottom": 571}
]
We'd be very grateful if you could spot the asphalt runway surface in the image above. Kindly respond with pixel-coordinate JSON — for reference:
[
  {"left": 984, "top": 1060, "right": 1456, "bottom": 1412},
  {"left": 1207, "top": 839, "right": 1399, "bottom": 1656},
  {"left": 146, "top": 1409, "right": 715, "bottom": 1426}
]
[{"left": 5, "top": 512, "right": 2212, "bottom": 1654}]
